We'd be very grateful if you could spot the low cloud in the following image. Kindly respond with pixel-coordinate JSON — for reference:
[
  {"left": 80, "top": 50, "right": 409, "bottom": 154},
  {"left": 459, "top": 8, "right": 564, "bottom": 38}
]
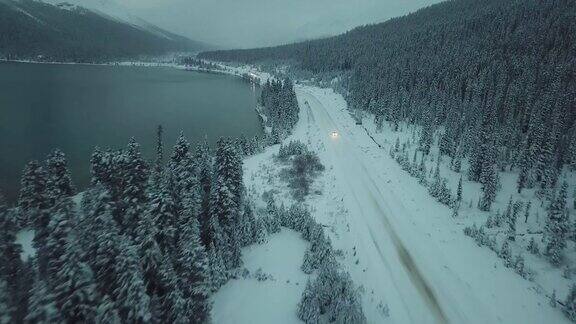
[{"left": 90, "top": 0, "right": 442, "bottom": 48}]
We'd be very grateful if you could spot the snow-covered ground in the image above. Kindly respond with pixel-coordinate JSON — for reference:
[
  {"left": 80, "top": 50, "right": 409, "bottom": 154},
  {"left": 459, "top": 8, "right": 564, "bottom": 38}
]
[
  {"left": 231, "top": 74, "right": 570, "bottom": 323},
  {"left": 212, "top": 229, "right": 309, "bottom": 324},
  {"left": 15, "top": 229, "right": 35, "bottom": 262}
]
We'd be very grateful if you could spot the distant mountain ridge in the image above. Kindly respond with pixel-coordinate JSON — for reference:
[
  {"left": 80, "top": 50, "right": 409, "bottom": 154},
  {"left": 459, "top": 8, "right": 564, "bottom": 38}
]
[
  {"left": 0, "top": 0, "right": 207, "bottom": 62},
  {"left": 42, "top": 0, "right": 178, "bottom": 41}
]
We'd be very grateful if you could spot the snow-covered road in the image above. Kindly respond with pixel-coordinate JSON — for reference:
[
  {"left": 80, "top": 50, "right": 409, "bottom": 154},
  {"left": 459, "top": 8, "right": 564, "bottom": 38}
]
[{"left": 296, "top": 86, "right": 568, "bottom": 324}]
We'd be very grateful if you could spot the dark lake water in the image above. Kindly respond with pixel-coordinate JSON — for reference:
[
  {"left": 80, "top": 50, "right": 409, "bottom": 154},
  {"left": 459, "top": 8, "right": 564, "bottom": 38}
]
[{"left": 0, "top": 62, "right": 262, "bottom": 202}]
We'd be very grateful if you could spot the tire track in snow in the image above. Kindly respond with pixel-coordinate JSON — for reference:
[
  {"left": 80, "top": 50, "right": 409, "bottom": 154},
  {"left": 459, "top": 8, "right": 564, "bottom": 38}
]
[
  {"left": 365, "top": 191, "right": 449, "bottom": 324},
  {"left": 345, "top": 180, "right": 418, "bottom": 323}
]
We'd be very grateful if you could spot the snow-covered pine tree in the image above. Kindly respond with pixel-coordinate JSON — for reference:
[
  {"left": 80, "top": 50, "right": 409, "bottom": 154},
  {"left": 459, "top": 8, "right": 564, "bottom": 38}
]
[
  {"left": 127, "top": 223, "right": 186, "bottom": 323},
  {"left": 94, "top": 296, "right": 121, "bottom": 324},
  {"left": 437, "top": 178, "right": 452, "bottom": 206},
  {"left": 195, "top": 138, "right": 214, "bottom": 247},
  {"left": 45, "top": 198, "right": 98, "bottom": 322},
  {"left": 45, "top": 149, "right": 75, "bottom": 206},
  {"left": 207, "top": 243, "right": 227, "bottom": 292},
  {"left": 568, "top": 134, "right": 576, "bottom": 171},
  {"left": 297, "top": 279, "right": 321, "bottom": 323},
  {"left": 234, "top": 135, "right": 247, "bottom": 157},
  {"left": 254, "top": 217, "right": 268, "bottom": 244},
  {"left": 112, "top": 244, "right": 152, "bottom": 323},
  {"left": 499, "top": 241, "right": 512, "bottom": 267},
  {"left": 263, "top": 214, "right": 281, "bottom": 234},
  {"left": 418, "top": 118, "right": 434, "bottom": 155},
  {"left": 0, "top": 280, "right": 11, "bottom": 324},
  {"left": 238, "top": 204, "right": 257, "bottom": 246},
  {"left": 25, "top": 274, "right": 61, "bottom": 324},
  {"left": 155, "top": 125, "right": 164, "bottom": 176},
  {"left": 82, "top": 187, "right": 151, "bottom": 323},
  {"left": 174, "top": 215, "right": 211, "bottom": 323},
  {"left": 429, "top": 156, "right": 441, "bottom": 198},
  {"left": 528, "top": 109, "right": 547, "bottom": 186},
  {"left": 164, "top": 288, "right": 195, "bottom": 324},
  {"left": 479, "top": 149, "right": 499, "bottom": 211},
  {"left": 302, "top": 224, "right": 334, "bottom": 274},
  {"left": 89, "top": 147, "right": 105, "bottom": 185},
  {"left": 439, "top": 108, "right": 461, "bottom": 159},
  {"left": 168, "top": 133, "right": 199, "bottom": 211},
  {"left": 18, "top": 160, "right": 49, "bottom": 227},
  {"left": 89, "top": 147, "right": 117, "bottom": 189},
  {"left": 149, "top": 177, "right": 179, "bottom": 255},
  {"left": 285, "top": 204, "right": 309, "bottom": 232},
  {"left": 0, "top": 210, "right": 29, "bottom": 323},
  {"left": 149, "top": 125, "right": 165, "bottom": 191},
  {"left": 469, "top": 111, "right": 496, "bottom": 183},
  {"left": 206, "top": 204, "right": 229, "bottom": 254},
  {"left": 214, "top": 138, "right": 243, "bottom": 207},
  {"left": 134, "top": 215, "right": 164, "bottom": 297},
  {"left": 536, "top": 117, "right": 559, "bottom": 190},
  {"left": 505, "top": 197, "right": 517, "bottom": 241},
  {"left": 305, "top": 261, "right": 366, "bottom": 323},
  {"left": 210, "top": 176, "right": 241, "bottom": 269},
  {"left": 227, "top": 232, "right": 243, "bottom": 271},
  {"left": 119, "top": 138, "right": 149, "bottom": 234},
  {"left": 153, "top": 256, "right": 194, "bottom": 324},
  {"left": 452, "top": 145, "right": 463, "bottom": 173},
  {"left": 516, "top": 139, "right": 531, "bottom": 194},
  {"left": 544, "top": 181, "right": 569, "bottom": 266},
  {"left": 327, "top": 276, "right": 366, "bottom": 323}
]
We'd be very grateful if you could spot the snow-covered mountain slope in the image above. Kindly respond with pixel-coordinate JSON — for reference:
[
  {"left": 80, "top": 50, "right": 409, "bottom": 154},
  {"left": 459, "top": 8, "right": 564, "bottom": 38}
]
[
  {"left": 0, "top": 0, "right": 206, "bottom": 62},
  {"left": 42, "top": 0, "right": 180, "bottom": 41}
]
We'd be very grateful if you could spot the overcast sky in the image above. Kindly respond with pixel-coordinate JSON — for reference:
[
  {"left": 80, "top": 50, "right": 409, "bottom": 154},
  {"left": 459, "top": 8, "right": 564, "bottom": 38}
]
[{"left": 76, "top": 0, "right": 442, "bottom": 49}]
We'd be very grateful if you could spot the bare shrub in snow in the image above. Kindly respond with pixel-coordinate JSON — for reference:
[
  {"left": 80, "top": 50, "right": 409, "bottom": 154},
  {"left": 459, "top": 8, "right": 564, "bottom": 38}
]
[
  {"left": 253, "top": 268, "right": 274, "bottom": 282},
  {"left": 283, "top": 152, "right": 325, "bottom": 201},
  {"left": 278, "top": 142, "right": 325, "bottom": 201}
]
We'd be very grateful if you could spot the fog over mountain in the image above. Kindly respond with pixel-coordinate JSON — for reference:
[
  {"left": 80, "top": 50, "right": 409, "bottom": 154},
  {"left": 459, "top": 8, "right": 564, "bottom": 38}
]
[{"left": 54, "top": 0, "right": 441, "bottom": 48}]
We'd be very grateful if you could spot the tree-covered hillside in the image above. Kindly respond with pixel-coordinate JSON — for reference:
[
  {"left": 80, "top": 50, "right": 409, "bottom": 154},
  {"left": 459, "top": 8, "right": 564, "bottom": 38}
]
[
  {"left": 200, "top": 0, "right": 576, "bottom": 199},
  {"left": 0, "top": 0, "right": 204, "bottom": 62}
]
